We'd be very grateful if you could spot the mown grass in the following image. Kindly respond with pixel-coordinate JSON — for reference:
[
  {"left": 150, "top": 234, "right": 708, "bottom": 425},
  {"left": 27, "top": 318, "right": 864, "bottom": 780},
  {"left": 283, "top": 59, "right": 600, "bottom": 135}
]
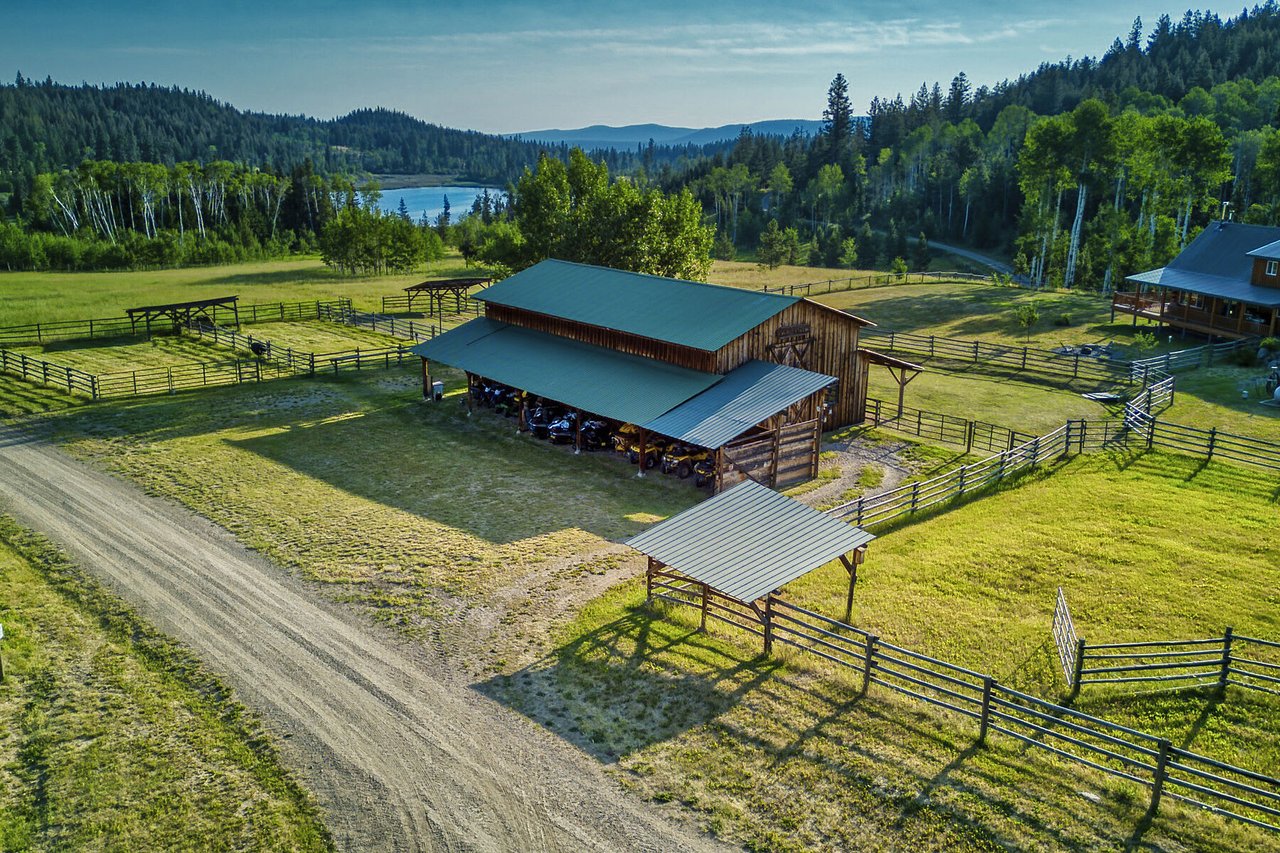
[
  {"left": 488, "top": 451, "right": 1279, "bottom": 851},
  {"left": 28, "top": 368, "right": 699, "bottom": 633},
  {"left": 865, "top": 366, "right": 1109, "bottom": 434},
  {"left": 0, "top": 253, "right": 479, "bottom": 325},
  {"left": 244, "top": 320, "right": 406, "bottom": 354},
  {"left": 11, "top": 333, "right": 243, "bottom": 375},
  {"left": 1162, "top": 364, "right": 1280, "bottom": 441},
  {"left": 0, "top": 517, "right": 329, "bottom": 851}
]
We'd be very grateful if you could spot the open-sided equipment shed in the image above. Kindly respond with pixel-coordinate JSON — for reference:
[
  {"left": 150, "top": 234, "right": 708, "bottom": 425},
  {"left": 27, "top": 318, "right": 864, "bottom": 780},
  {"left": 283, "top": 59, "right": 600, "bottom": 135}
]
[{"left": 628, "top": 480, "right": 875, "bottom": 645}]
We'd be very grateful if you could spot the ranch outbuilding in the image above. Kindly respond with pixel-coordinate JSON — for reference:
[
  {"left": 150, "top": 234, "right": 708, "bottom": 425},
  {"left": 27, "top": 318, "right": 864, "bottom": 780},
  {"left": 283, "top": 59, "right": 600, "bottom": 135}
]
[{"left": 413, "top": 259, "right": 883, "bottom": 490}]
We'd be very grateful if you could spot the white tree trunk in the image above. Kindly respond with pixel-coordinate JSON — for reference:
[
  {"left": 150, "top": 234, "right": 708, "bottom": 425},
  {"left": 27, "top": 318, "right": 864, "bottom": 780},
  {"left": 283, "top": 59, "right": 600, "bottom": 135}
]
[{"left": 1064, "top": 182, "right": 1087, "bottom": 288}]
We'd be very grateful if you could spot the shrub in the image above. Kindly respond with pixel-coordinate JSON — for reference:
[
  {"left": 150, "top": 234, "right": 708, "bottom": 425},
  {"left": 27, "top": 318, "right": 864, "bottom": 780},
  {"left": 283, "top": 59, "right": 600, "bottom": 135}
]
[{"left": 1053, "top": 312, "right": 1072, "bottom": 327}]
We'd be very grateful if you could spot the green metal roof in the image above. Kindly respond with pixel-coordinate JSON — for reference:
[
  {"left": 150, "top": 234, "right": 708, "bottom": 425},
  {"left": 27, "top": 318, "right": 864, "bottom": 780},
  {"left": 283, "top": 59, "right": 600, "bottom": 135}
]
[
  {"left": 474, "top": 259, "right": 800, "bottom": 351},
  {"left": 626, "top": 480, "right": 875, "bottom": 604},
  {"left": 642, "top": 360, "right": 835, "bottom": 449},
  {"left": 411, "top": 318, "right": 721, "bottom": 425}
]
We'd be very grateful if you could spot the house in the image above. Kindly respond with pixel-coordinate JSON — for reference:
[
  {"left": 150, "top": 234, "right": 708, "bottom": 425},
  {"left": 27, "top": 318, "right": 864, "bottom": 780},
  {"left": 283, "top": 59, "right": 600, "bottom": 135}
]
[
  {"left": 1113, "top": 221, "right": 1280, "bottom": 339},
  {"left": 411, "top": 259, "right": 884, "bottom": 490}
]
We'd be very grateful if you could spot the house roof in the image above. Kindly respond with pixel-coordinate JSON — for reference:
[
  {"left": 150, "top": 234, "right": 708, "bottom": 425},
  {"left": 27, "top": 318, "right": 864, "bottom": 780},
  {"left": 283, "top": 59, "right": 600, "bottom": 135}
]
[
  {"left": 643, "top": 360, "right": 835, "bottom": 449},
  {"left": 1126, "top": 268, "right": 1280, "bottom": 309},
  {"left": 473, "top": 259, "right": 802, "bottom": 352},
  {"left": 411, "top": 317, "right": 720, "bottom": 425},
  {"left": 1126, "top": 221, "right": 1280, "bottom": 307},
  {"left": 626, "top": 480, "right": 875, "bottom": 604},
  {"left": 1246, "top": 239, "right": 1280, "bottom": 260}
]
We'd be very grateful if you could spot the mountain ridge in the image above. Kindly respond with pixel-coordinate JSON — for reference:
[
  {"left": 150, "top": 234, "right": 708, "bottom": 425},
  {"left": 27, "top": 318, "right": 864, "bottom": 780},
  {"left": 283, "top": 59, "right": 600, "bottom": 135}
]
[{"left": 509, "top": 119, "right": 827, "bottom": 150}]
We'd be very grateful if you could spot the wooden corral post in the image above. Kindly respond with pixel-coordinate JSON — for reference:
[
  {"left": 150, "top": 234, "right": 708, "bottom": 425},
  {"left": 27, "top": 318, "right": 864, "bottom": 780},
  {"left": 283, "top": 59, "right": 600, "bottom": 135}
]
[
  {"left": 840, "top": 548, "right": 864, "bottom": 624},
  {"left": 763, "top": 595, "right": 774, "bottom": 656},
  {"left": 420, "top": 357, "right": 430, "bottom": 399},
  {"left": 518, "top": 395, "right": 528, "bottom": 433},
  {"left": 699, "top": 583, "right": 709, "bottom": 632},
  {"left": 646, "top": 557, "right": 656, "bottom": 605},
  {"left": 636, "top": 428, "right": 647, "bottom": 477},
  {"left": 465, "top": 372, "right": 475, "bottom": 415},
  {"left": 1219, "top": 626, "right": 1234, "bottom": 694}
]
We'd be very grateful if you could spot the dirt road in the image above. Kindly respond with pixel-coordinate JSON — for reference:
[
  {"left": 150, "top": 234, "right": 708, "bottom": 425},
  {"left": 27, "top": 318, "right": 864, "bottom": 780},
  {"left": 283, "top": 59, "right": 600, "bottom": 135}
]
[{"left": 0, "top": 426, "right": 721, "bottom": 852}]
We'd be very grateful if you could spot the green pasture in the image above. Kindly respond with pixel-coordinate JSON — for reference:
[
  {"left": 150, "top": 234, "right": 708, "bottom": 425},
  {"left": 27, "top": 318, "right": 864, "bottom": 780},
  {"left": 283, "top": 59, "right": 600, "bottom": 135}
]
[
  {"left": 0, "top": 519, "right": 328, "bottom": 851},
  {"left": 0, "top": 254, "right": 479, "bottom": 326}
]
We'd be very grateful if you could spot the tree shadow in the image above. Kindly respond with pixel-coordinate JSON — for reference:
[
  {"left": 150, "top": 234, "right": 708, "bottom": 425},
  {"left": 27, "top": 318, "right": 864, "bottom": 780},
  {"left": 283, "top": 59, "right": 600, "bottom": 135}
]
[{"left": 200, "top": 268, "right": 349, "bottom": 287}]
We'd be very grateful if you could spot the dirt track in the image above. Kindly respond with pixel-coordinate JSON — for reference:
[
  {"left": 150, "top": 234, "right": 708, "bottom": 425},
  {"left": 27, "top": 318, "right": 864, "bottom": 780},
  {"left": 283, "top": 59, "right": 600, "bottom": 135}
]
[{"left": 0, "top": 425, "right": 721, "bottom": 852}]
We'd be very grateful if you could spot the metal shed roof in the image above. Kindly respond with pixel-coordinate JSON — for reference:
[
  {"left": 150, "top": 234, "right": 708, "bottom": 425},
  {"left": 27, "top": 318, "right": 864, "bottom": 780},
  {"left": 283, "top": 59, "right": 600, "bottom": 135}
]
[
  {"left": 642, "top": 360, "right": 834, "bottom": 449},
  {"left": 1246, "top": 238, "right": 1280, "bottom": 260},
  {"left": 626, "top": 480, "right": 874, "bottom": 604},
  {"left": 411, "top": 318, "right": 721, "bottom": 425},
  {"left": 474, "top": 259, "right": 801, "bottom": 352}
]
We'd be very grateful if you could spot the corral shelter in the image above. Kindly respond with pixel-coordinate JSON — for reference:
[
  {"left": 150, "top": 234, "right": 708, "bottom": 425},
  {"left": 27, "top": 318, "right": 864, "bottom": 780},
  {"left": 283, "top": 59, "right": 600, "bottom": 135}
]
[
  {"left": 627, "top": 480, "right": 875, "bottom": 640},
  {"left": 412, "top": 259, "right": 879, "bottom": 490}
]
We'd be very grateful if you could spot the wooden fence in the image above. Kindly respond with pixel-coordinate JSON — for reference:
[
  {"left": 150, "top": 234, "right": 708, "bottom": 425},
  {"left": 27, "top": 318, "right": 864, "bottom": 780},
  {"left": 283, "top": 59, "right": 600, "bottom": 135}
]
[
  {"left": 380, "top": 293, "right": 484, "bottom": 316},
  {"left": 0, "top": 299, "right": 352, "bottom": 347},
  {"left": 863, "top": 397, "right": 1037, "bottom": 453},
  {"left": 325, "top": 304, "right": 442, "bottom": 343},
  {"left": 0, "top": 348, "right": 98, "bottom": 397},
  {"left": 758, "top": 270, "right": 994, "bottom": 296},
  {"left": 1122, "top": 402, "right": 1280, "bottom": 471},
  {"left": 649, "top": 585, "right": 1280, "bottom": 834},
  {"left": 717, "top": 420, "right": 819, "bottom": 490}
]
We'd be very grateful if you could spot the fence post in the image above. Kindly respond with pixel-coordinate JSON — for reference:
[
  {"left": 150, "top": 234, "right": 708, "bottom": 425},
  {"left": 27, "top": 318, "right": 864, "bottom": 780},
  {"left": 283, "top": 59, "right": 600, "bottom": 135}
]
[
  {"left": 957, "top": 465, "right": 967, "bottom": 497},
  {"left": 862, "top": 635, "right": 878, "bottom": 695},
  {"left": 964, "top": 420, "right": 974, "bottom": 454},
  {"left": 1219, "top": 626, "right": 1234, "bottom": 693},
  {"left": 1072, "top": 637, "right": 1086, "bottom": 696},
  {"left": 910, "top": 482, "right": 920, "bottom": 513},
  {"left": 1146, "top": 740, "right": 1173, "bottom": 821},
  {"left": 1206, "top": 428, "right": 1217, "bottom": 461},
  {"left": 978, "top": 676, "right": 994, "bottom": 744},
  {"left": 763, "top": 595, "right": 775, "bottom": 656},
  {"left": 1064, "top": 420, "right": 1073, "bottom": 455},
  {"left": 1021, "top": 346, "right": 1027, "bottom": 371}
]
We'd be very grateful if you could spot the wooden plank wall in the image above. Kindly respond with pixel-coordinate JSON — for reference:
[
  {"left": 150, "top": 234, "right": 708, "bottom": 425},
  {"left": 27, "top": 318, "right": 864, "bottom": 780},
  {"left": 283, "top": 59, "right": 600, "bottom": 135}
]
[
  {"left": 714, "top": 301, "right": 865, "bottom": 427},
  {"left": 485, "top": 305, "right": 717, "bottom": 372},
  {"left": 717, "top": 417, "right": 821, "bottom": 491}
]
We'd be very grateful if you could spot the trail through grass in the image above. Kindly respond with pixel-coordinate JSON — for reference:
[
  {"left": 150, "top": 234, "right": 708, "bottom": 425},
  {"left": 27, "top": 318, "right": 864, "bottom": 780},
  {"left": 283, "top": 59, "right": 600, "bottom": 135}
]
[{"left": 0, "top": 518, "right": 329, "bottom": 851}]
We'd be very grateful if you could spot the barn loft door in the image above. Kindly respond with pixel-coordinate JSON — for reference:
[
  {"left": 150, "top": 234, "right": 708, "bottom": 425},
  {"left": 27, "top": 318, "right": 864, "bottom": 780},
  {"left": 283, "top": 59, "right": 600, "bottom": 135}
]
[{"left": 767, "top": 322, "right": 815, "bottom": 369}]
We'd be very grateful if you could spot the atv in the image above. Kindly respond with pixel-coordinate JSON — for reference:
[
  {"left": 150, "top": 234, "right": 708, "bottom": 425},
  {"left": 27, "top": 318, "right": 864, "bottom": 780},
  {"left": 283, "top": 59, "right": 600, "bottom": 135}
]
[
  {"left": 612, "top": 423, "right": 642, "bottom": 454},
  {"left": 661, "top": 444, "right": 711, "bottom": 478},
  {"left": 579, "top": 418, "right": 613, "bottom": 450},
  {"left": 692, "top": 457, "right": 716, "bottom": 488},
  {"left": 494, "top": 388, "right": 524, "bottom": 418},
  {"left": 547, "top": 412, "right": 578, "bottom": 444},
  {"left": 626, "top": 435, "right": 672, "bottom": 469},
  {"left": 525, "top": 402, "right": 565, "bottom": 439}
]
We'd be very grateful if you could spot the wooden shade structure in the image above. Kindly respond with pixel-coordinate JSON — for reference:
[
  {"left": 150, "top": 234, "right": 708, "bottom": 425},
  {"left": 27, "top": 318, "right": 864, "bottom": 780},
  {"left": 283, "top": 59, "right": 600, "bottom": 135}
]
[{"left": 126, "top": 296, "right": 239, "bottom": 338}]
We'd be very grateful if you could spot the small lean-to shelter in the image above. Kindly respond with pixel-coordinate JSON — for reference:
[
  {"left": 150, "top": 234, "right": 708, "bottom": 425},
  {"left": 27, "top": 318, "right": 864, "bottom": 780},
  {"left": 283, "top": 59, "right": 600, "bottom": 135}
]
[
  {"left": 401, "top": 277, "right": 491, "bottom": 315},
  {"left": 627, "top": 480, "right": 875, "bottom": 641},
  {"left": 411, "top": 259, "right": 883, "bottom": 490},
  {"left": 126, "top": 296, "right": 239, "bottom": 337}
]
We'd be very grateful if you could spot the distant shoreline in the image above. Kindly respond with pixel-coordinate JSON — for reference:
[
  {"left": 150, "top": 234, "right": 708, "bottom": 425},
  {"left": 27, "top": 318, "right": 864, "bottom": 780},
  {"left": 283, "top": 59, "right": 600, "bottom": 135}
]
[{"left": 363, "top": 173, "right": 478, "bottom": 190}]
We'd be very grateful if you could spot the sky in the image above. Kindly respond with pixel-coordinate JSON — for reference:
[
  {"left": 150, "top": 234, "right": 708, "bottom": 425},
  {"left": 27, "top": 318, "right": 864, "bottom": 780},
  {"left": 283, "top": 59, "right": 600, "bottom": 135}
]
[{"left": 4, "top": 1, "right": 1182, "bottom": 133}]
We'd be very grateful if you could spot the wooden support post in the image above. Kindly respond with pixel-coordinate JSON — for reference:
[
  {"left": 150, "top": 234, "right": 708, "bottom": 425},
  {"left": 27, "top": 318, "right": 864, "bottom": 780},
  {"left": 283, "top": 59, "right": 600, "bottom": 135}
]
[
  {"left": 519, "top": 396, "right": 528, "bottom": 433},
  {"left": 574, "top": 410, "right": 582, "bottom": 454},
  {"left": 637, "top": 428, "right": 647, "bottom": 477},
  {"left": 1072, "top": 637, "right": 1086, "bottom": 697},
  {"left": 840, "top": 551, "right": 860, "bottom": 624},
  {"left": 978, "top": 676, "right": 994, "bottom": 744},
  {"left": 763, "top": 595, "right": 775, "bottom": 656},
  {"left": 646, "top": 557, "right": 656, "bottom": 605},
  {"left": 1219, "top": 626, "right": 1234, "bottom": 693},
  {"left": 699, "top": 583, "right": 709, "bottom": 632},
  {"left": 862, "top": 635, "right": 877, "bottom": 695},
  {"left": 465, "top": 372, "right": 475, "bottom": 415},
  {"left": 421, "top": 357, "right": 430, "bottom": 399},
  {"left": 1146, "top": 740, "right": 1173, "bottom": 821}
]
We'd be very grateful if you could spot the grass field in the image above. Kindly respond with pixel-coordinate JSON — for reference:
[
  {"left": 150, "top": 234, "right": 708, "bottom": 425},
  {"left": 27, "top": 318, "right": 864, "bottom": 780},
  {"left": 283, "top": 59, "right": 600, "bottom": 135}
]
[
  {"left": 0, "top": 517, "right": 328, "bottom": 851},
  {"left": 1162, "top": 364, "right": 1280, "bottom": 440},
  {"left": 0, "top": 254, "right": 481, "bottom": 326},
  {"left": 12, "top": 333, "right": 243, "bottom": 375},
  {"left": 489, "top": 451, "right": 1279, "bottom": 851},
  {"left": 33, "top": 368, "right": 700, "bottom": 634},
  {"left": 245, "top": 320, "right": 406, "bottom": 354}
]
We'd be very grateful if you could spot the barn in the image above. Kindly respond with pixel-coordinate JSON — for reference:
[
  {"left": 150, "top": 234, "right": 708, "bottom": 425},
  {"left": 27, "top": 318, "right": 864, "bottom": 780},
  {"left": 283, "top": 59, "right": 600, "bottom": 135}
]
[{"left": 412, "top": 259, "right": 877, "bottom": 490}]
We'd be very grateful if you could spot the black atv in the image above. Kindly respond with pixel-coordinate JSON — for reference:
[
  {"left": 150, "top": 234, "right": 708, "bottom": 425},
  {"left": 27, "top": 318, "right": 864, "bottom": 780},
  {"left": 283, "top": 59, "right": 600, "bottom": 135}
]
[
  {"left": 547, "top": 412, "right": 578, "bottom": 444},
  {"left": 692, "top": 457, "right": 716, "bottom": 488},
  {"left": 526, "top": 403, "right": 564, "bottom": 439},
  {"left": 579, "top": 418, "right": 612, "bottom": 450}
]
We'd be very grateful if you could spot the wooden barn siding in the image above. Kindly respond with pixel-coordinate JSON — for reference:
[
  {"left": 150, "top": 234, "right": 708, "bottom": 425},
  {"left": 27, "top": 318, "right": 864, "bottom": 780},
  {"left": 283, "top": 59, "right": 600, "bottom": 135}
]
[
  {"left": 714, "top": 303, "right": 866, "bottom": 427},
  {"left": 484, "top": 305, "right": 717, "bottom": 372}
]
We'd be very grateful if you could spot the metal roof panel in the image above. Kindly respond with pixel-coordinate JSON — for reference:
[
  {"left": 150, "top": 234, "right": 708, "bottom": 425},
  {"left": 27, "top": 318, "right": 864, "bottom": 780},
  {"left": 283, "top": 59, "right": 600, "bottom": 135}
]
[
  {"left": 411, "top": 318, "right": 721, "bottom": 425},
  {"left": 474, "top": 259, "right": 801, "bottom": 351},
  {"left": 641, "top": 360, "right": 835, "bottom": 448},
  {"left": 626, "top": 480, "right": 874, "bottom": 603}
]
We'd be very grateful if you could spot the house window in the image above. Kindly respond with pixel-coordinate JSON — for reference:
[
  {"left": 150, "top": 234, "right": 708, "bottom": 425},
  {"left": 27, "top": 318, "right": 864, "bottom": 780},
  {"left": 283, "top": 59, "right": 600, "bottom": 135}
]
[{"left": 1267, "top": 260, "right": 1278, "bottom": 276}]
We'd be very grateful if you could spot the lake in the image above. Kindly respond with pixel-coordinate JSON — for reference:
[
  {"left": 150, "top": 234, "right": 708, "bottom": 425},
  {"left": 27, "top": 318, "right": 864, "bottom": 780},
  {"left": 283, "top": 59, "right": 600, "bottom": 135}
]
[{"left": 368, "top": 185, "right": 499, "bottom": 222}]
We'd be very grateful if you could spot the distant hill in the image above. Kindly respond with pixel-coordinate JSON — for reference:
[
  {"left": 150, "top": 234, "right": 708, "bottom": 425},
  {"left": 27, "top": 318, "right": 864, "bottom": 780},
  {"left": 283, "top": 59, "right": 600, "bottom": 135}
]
[{"left": 510, "top": 119, "right": 827, "bottom": 150}]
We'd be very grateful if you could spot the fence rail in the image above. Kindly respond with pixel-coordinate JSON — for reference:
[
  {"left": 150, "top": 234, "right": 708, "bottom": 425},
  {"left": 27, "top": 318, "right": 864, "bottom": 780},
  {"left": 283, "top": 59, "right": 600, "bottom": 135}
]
[
  {"left": 651, "top": 590, "right": 1280, "bottom": 835},
  {"left": 380, "top": 294, "right": 484, "bottom": 316},
  {"left": 758, "top": 270, "right": 995, "bottom": 296},
  {"left": 0, "top": 348, "right": 98, "bottom": 397},
  {"left": 0, "top": 299, "right": 352, "bottom": 347},
  {"left": 1062, "top": 627, "right": 1280, "bottom": 698},
  {"left": 325, "top": 305, "right": 442, "bottom": 343}
]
